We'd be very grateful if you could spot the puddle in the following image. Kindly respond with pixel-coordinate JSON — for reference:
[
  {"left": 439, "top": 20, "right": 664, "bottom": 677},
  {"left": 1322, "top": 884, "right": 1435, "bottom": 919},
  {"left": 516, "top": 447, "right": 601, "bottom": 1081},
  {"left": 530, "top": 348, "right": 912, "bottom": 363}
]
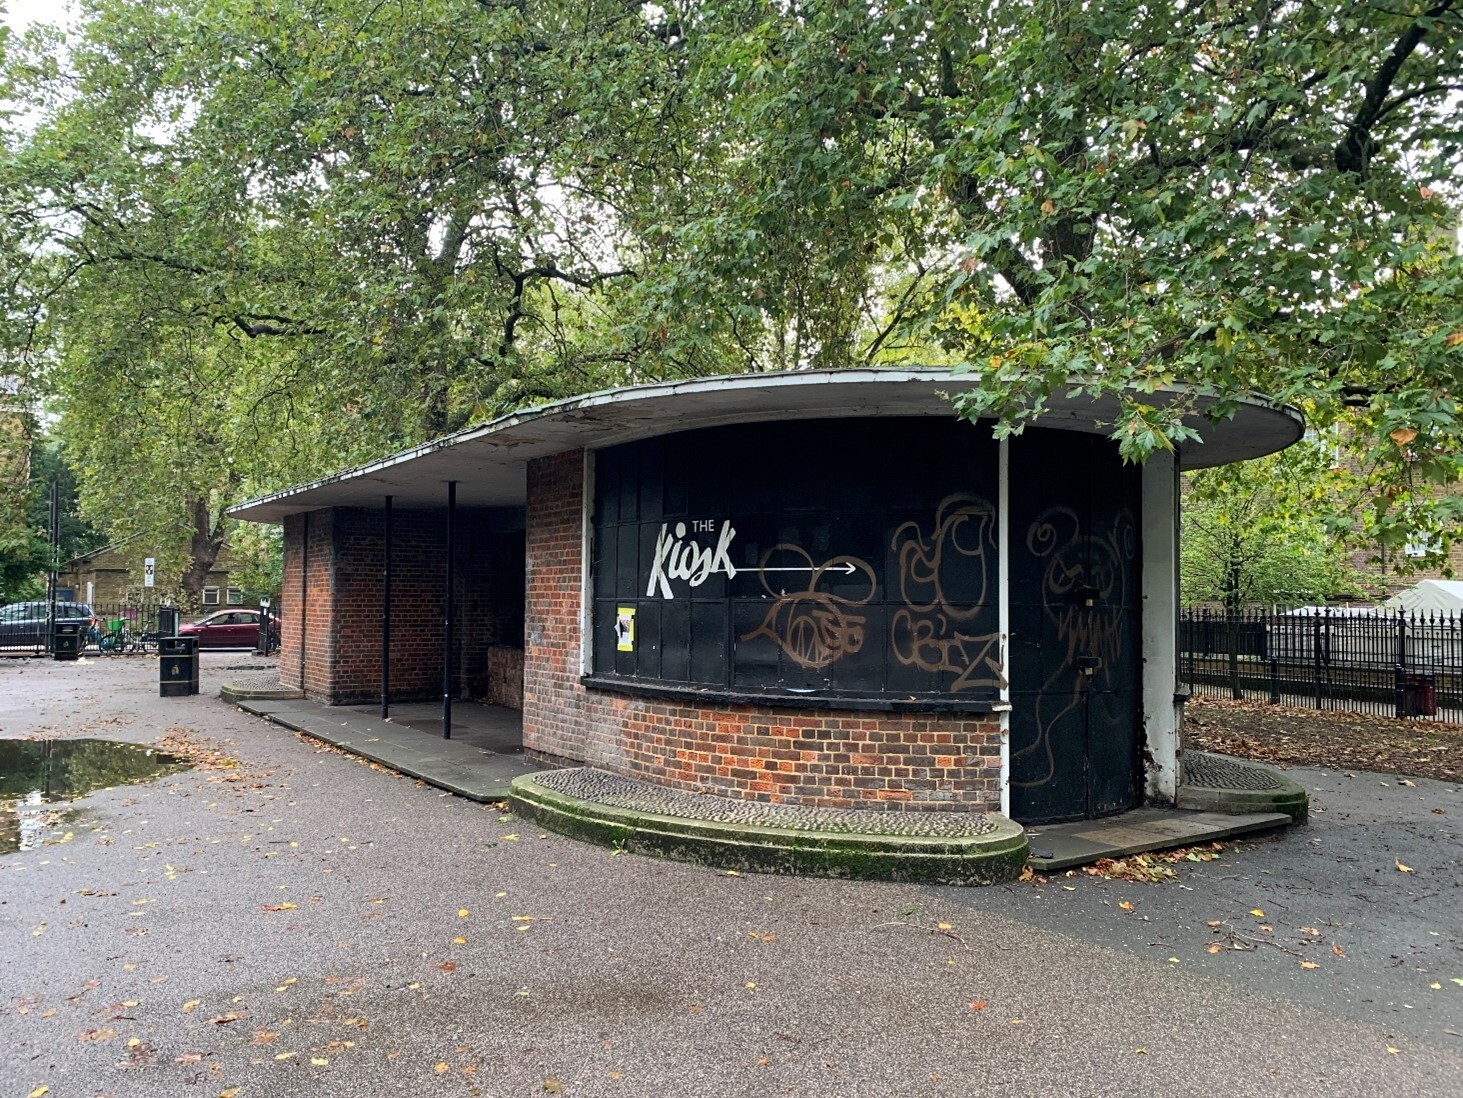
[{"left": 0, "top": 739, "right": 188, "bottom": 854}]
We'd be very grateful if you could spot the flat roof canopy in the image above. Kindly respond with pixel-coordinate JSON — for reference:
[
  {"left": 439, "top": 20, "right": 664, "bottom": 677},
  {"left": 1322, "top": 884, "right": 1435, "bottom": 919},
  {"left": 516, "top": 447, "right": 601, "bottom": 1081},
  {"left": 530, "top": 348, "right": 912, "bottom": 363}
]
[{"left": 230, "top": 368, "right": 1304, "bottom": 522}]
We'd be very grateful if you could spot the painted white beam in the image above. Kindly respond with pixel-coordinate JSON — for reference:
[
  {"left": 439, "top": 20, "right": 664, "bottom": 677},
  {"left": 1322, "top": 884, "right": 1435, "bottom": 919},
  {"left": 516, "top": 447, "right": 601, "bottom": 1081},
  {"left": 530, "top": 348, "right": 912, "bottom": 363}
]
[
  {"left": 998, "top": 438, "right": 1011, "bottom": 817},
  {"left": 1141, "top": 452, "right": 1180, "bottom": 803}
]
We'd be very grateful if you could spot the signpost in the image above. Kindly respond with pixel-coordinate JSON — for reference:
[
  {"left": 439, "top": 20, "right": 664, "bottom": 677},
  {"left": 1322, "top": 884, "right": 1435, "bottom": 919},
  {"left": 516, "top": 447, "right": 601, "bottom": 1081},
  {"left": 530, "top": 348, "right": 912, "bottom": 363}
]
[{"left": 143, "top": 557, "right": 156, "bottom": 588}]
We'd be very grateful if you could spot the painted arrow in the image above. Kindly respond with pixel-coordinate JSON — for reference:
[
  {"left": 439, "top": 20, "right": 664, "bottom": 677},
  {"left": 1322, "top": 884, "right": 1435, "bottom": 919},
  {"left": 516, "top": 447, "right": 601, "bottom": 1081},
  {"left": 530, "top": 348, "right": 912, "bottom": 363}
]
[{"left": 713, "top": 561, "right": 861, "bottom": 575}]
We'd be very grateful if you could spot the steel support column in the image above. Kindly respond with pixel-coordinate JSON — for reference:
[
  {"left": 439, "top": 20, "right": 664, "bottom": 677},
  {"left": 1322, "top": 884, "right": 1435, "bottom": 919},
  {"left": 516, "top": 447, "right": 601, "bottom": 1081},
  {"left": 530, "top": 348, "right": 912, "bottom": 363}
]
[
  {"left": 299, "top": 511, "right": 309, "bottom": 689},
  {"left": 381, "top": 495, "right": 392, "bottom": 719}
]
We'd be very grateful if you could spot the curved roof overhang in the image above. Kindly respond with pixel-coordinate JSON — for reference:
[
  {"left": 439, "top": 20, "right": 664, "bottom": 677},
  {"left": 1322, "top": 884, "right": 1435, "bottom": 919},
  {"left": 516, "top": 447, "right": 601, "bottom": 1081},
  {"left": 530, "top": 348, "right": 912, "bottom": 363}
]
[{"left": 229, "top": 368, "right": 1304, "bottom": 522}]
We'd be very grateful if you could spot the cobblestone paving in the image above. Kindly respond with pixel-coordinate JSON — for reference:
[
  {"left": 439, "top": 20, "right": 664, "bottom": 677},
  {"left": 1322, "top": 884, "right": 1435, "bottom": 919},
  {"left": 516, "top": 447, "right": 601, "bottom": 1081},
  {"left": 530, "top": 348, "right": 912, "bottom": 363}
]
[
  {"left": 221, "top": 672, "right": 296, "bottom": 694},
  {"left": 532, "top": 767, "right": 999, "bottom": 836},
  {"left": 1182, "top": 751, "right": 1284, "bottom": 790}
]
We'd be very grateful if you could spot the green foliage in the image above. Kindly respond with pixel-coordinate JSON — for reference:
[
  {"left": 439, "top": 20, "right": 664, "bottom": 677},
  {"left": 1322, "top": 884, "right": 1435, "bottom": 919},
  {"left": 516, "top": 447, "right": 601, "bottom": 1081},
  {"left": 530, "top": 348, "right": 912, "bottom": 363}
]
[
  {"left": 0, "top": 528, "right": 46, "bottom": 601},
  {"left": 634, "top": 1, "right": 1463, "bottom": 552},
  {"left": 3, "top": 0, "right": 1460, "bottom": 574},
  {"left": 1180, "top": 443, "right": 1365, "bottom": 609},
  {"left": 25, "top": 441, "right": 103, "bottom": 565},
  {"left": 227, "top": 522, "right": 281, "bottom": 602}
]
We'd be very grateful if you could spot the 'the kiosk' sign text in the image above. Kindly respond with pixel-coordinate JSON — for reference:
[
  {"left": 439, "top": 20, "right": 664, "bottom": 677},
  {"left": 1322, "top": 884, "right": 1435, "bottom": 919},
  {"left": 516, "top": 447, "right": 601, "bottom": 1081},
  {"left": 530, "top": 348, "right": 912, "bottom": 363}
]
[{"left": 646, "top": 519, "right": 738, "bottom": 598}]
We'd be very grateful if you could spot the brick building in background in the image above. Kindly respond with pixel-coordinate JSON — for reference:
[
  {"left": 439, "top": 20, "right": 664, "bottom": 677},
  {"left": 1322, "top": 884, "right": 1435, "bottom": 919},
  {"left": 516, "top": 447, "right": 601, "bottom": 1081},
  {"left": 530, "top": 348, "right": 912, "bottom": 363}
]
[
  {"left": 57, "top": 535, "right": 242, "bottom": 610},
  {"left": 231, "top": 370, "right": 1302, "bottom": 826}
]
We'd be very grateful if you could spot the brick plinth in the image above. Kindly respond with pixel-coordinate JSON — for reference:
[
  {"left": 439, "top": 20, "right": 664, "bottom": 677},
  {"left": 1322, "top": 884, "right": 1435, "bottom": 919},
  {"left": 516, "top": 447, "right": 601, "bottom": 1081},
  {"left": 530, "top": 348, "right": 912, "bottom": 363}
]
[{"left": 522, "top": 451, "right": 1004, "bottom": 813}]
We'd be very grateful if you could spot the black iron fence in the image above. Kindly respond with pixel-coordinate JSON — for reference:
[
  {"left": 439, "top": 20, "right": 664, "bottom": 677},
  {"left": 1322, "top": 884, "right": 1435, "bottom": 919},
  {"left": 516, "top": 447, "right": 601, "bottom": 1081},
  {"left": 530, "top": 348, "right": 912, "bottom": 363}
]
[
  {"left": 0, "top": 598, "right": 278, "bottom": 657},
  {"left": 1180, "top": 607, "right": 1462, "bottom": 722}
]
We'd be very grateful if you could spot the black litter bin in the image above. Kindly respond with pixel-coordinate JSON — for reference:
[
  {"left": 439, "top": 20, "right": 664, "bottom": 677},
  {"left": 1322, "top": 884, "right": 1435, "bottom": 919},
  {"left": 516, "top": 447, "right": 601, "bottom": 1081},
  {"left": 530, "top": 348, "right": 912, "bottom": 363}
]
[
  {"left": 157, "top": 607, "right": 181, "bottom": 637},
  {"left": 1402, "top": 673, "right": 1438, "bottom": 718},
  {"left": 159, "top": 636, "right": 199, "bottom": 697},
  {"left": 51, "top": 620, "right": 82, "bottom": 661}
]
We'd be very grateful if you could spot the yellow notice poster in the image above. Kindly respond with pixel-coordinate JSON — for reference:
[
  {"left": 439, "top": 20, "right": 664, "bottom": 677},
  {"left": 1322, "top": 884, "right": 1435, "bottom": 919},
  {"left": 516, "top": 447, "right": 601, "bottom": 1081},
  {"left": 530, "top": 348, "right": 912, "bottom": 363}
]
[{"left": 614, "top": 608, "right": 635, "bottom": 652}]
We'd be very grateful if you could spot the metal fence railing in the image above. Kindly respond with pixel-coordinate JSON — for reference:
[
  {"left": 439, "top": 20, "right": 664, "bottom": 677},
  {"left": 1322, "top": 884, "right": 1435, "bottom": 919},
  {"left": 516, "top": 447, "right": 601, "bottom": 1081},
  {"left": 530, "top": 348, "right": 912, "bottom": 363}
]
[
  {"left": 0, "top": 598, "right": 278, "bottom": 657},
  {"left": 1180, "top": 607, "right": 1462, "bottom": 723}
]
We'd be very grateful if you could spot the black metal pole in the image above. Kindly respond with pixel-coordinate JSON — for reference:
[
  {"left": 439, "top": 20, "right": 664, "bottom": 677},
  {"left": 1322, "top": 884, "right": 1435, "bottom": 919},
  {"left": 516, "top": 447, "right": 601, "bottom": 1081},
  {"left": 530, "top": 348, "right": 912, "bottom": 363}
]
[
  {"left": 46, "top": 479, "right": 59, "bottom": 654},
  {"left": 1395, "top": 611, "right": 1407, "bottom": 718},
  {"left": 443, "top": 481, "right": 456, "bottom": 740},
  {"left": 382, "top": 495, "right": 392, "bottom": 719}
]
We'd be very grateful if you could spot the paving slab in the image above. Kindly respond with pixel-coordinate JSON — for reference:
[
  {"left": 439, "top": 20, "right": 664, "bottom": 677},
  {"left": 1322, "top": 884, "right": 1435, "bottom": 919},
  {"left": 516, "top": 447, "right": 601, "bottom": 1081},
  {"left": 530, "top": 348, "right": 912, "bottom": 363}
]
[
  {"left": 1025, "top": 807, "right": 1292, "bottom": 871},
  {"left": 228, "top": 697, "right": 536, "bottom": 801}
]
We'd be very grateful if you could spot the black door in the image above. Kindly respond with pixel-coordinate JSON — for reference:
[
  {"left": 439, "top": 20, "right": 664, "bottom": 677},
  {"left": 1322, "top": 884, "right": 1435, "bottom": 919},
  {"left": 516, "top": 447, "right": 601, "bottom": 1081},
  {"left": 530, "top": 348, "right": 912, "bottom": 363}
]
[{"left": 1008, "top": 431, "right": 1142, "bottom": 824}]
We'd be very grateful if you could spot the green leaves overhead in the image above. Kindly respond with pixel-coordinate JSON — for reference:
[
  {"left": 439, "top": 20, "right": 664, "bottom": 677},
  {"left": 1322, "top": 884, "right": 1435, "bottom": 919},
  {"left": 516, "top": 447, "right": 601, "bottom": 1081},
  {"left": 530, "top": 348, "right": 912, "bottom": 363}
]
[{"left": 2, "top": 0, "right": 1460, "bottom": 577}]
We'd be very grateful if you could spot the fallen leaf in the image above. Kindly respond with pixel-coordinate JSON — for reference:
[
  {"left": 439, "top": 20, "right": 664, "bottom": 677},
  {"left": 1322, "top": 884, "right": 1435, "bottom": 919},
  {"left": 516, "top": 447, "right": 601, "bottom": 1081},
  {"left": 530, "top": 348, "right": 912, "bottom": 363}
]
[
  {"left": 458, "top": 909, "right": 469, "bottom": 917},
  {"left": 1118, "top": 901, "right": 1133, "bottom": 912},
  {"left": 173, "top": 1053, "right": 203, "bottom": 1064},
  {"left": 1386, "top": 1046, "right": 1400, "bottom": 1055},
  {"left": 1299, "top": 927, "right": 1321, "bottom": 936},
  {"left": 27, "top": 1088, "right": 49, "bottom": 1098},
  {"left": 1299, "top": 961, "right": 1319, "bottom": 970},
  {"left": 936, "top": 921, "right": 953, "bottom": 931},
  {"left": 969, "top": 1001, "right": 988, "bottom": 1011},
  {"left": 182, "top": 999, "right": 201, "bottom": 1013},
  {"left": 1396, "top": 860, "right": 1414, "bottom": 874},
  {"left": 1205, "top": 920, "right": 1222, "bottom": 928},
  {"left": 434, "top": 1063, "right": 450, "bottom": 1074},
  {"left": 310, "top": 1056, "right": 329, "bottom": 1066},
  {"left": 544, "top": 1079, "right": 563, "bottom": 1094},
  {"left": 220, "top": 1089, "right": 242, "bottom": 1098},
  {"left": 1249, "top": 909, "right": 1265, "bottom": 918},
  {"left": 1333, "top": 946, "right": 1345, "bottom": 957},
  {"left": 77, "top": 1028, "right": 117, "bottom": 1043},
  {"left": 452, "top": 937, "right": 467, "bottom": 945},
  {"left": 1432, "top": 982, "right": 1443, "bottom": 990},
  {"left": 438, "top": 962, "right": 458, "bottom": 973},
  {"left": 1206, "top": 943, "right": 1222, "bottom": 954},
  {"left": 262, "top": 903, "right": 298, "bottom": 912},
  {"left": 275, "top": 1052, "right": 296, "bottom": 1060},
  {"left": 206, "top": 1012, "right": 243, "bottom": 1026}
]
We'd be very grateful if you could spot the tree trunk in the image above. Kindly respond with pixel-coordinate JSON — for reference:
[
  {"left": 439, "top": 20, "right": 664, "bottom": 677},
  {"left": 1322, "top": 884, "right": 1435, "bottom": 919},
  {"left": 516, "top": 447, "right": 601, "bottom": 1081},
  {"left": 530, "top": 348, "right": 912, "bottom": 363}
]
[{"left": 179, "top": 497, "right": 227, "bottom": 605}]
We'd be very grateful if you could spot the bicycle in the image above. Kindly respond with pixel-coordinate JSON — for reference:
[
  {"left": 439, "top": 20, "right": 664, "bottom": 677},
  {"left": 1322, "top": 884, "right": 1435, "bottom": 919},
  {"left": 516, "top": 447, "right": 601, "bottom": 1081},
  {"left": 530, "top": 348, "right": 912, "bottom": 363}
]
[{"left": 96, "top": 618, "right": 140, "bottom": 654}]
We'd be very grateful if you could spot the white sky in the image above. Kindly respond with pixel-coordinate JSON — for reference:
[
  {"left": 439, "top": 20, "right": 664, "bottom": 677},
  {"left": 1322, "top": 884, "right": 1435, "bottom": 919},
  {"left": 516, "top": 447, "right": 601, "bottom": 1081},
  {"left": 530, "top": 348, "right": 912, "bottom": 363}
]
[{"left": 3, "top": 0, "right": 75, "bottom": 33}]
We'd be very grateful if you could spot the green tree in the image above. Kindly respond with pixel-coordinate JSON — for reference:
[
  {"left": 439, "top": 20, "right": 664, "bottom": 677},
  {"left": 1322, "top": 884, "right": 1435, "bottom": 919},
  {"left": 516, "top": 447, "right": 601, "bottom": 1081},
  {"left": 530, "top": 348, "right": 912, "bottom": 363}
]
[
  {"left": 5, "top": 0, "right": 1460, "bottom": 577},
  {"left": 613, "top": 1, "right": 1462, "bottom": 553},
  {"left": 1180, "top": 443, "right": 1364, "bottom": 610}
]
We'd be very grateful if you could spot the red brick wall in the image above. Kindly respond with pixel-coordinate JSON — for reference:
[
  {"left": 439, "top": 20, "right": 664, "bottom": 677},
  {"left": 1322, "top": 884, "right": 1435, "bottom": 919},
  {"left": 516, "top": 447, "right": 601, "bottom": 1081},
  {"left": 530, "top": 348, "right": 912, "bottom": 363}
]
[
  {"left": 280, "top": 511, "right": 337, "bottom": 697},
  {"left": 280, "top": 507, "right": 525, "bottom": 705},
  {"left": 521, "top": 450, "right": 1004, "bottom": 813}
]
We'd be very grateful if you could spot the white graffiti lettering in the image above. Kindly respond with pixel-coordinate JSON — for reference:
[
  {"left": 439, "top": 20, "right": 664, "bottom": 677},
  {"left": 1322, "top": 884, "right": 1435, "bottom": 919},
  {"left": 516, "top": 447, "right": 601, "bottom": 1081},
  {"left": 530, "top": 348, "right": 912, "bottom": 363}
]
[{"left": 646, "top": 520, "right": 738, "bottom": 599}]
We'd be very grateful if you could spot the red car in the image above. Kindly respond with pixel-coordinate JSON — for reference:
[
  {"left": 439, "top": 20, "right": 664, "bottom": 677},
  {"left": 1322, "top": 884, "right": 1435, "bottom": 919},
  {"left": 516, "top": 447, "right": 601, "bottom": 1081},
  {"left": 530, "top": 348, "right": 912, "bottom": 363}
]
[{"left": 179, "top": 609, "right": 276, "bottom": 649}]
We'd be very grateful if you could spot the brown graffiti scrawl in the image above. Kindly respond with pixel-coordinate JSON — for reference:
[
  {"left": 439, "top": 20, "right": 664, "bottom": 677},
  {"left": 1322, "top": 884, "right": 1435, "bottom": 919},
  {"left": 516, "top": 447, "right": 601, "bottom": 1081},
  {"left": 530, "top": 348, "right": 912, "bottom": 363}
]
[
  {"left": 1010, "top": 506, "right": 1136, "bottom": 788},
  {"left": 741, "top": 544, "right": 878, "bottom": 669},
  {"left": 889, "top": 494, "right": 1005, "bottom": 693}
]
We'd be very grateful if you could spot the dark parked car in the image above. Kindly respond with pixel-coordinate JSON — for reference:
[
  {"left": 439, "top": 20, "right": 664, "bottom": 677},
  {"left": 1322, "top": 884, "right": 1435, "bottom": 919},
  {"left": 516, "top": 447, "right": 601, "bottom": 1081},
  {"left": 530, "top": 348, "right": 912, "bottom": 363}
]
[
  {"left": 179, "top": 609, "right": 277, "bottom": 650},
  {"left": 0, "top": 601, "right": 95, "bottom": 647}
]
